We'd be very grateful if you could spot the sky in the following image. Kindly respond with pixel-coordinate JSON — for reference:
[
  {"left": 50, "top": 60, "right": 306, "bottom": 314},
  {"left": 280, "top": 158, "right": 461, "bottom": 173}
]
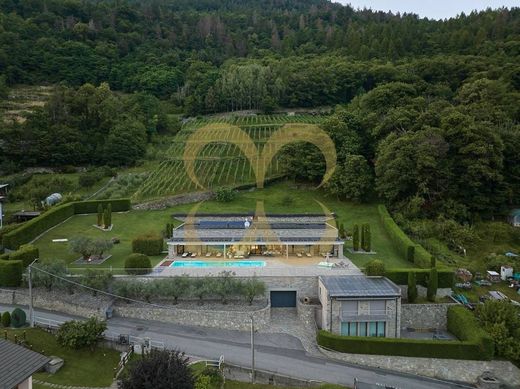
[{"left": 335, "top": 1, "right": 520, "bottom": 20}]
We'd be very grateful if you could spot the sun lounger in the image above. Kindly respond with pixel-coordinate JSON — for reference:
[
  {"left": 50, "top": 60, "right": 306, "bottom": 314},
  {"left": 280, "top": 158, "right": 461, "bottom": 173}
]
[
  {"left": 181, "top": 252, "right": 189, "bottom": 258},
  {"left": 318, "top": 261, "right": 334, "bottom": 268},
  {"left": 297, "top": 253, "right": 302, "bottom": 258},
  {"left": 216, "top": 252, "right": 222, "bottom": 257},
  {"left": 306, "top": 253, "right": 312, "bottom": 257},
  {"left": 190, "top": 253, "right": 196, "bottom": 258},
  {"left": 205, "top": 252, "right": 211, "bottom": 257}
]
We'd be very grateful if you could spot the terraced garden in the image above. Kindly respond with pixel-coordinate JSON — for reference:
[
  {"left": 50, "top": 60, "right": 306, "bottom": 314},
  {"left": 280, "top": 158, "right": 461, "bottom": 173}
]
[{"left": 134, "top": 114, "right": 326, "bottom": 200}]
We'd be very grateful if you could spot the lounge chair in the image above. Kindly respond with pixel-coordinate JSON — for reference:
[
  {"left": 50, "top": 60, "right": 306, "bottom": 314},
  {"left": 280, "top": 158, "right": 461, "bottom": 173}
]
[
  {"left": 205, "top": 252, "right": 211, "bottom": 257},
  {"left": 181, "top": 252, "right": 189, "bottom": 258},
  {"left": 297, "top": 253, "right": 302, "bottom": 258},
  {"left": 190, "top": 253, "right": 197, "bottom": 258},
  {"left": 318, "top": 261, "right": 334, "bottom": 268},
  {"left": 216, "top": 252, "right": 222, "bottom": 257},
  {"left": 306, "top": 253, "right": 312, "bottom": 257}
]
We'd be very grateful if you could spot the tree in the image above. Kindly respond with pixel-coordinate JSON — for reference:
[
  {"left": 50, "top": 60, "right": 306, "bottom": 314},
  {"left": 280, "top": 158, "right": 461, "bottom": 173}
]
[
  {"left": 214, "top": 187, "right": 236, "bottom": 202},
  {"left": 103, "top": 203, "right": 112, "bottom": 229},
  {"left": 407, "top": 272, "right": 417, "bottom": 303},
  {"left": 121, "top": 349, "right": 194, "bottom": 389},
  {"left": 427, "top": 267, "right": 438, "bottom": 302},
  {"left": 365, "top": 259, "right": 385, "bottom": 276},
  {"left": 362, "top": 223, "right": 371, "bottom": 252},
  {"left": 70, "top": 237, "right": 113, "bottom": 260},
  {"left": 190, "top": 277, "right": 211, "bottom": 305},
  {"left": 32, "top": 259, "right": 68, "bottom": 291},
  {"left": 97, "top": 204, "right": 103, "bottom": 226},
  {"left": 79, "top": 269, "right": 112, "bottom": 296},
  {"left": 1, "top": 311, "right": 11, "bottom": 327},
  {"left": 242, "top": 277, "right": 266, "bottom": 305},
  {"left": 338, "top": 223, "right": 345, "bottom": 239},
  {"left": 56, "top": 317, "right": 107, "bottom": 350},
  {"left": 352, "top": 224, "right": 360, "bottom": 251},
  {"left": 11, "top": 308, "right": 26, "bottom": 328},
  {"left": 212, "top": 271, "right": 242, "bottom": 304},
  {"left": 326, "top": 155, "right": 373, "bottom": 202},
  {"left": 476, "top": 300, "right": 520, "bottom": 362},
  {"left": 104, "top": 119, "right": 147, "bottom": 166}
]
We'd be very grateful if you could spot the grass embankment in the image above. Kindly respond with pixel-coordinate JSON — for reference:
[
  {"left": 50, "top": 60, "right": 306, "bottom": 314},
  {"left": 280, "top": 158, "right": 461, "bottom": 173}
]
[
  {"left": 3, "top": 328, "right": 119, "bottom": 387},
  {"left": 34, "top": 182, "right": 411, "bottom": 269}
]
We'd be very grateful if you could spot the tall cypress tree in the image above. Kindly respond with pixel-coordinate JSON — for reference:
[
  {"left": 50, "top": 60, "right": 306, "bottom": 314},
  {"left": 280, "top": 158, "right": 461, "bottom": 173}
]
[
  {"left": 407, "top": 271, "right": 417, "bottom": 303},
  {"left": 353, "top": 224, "right": 360, "bottom": 251},
  {"left": 427, "top": 268, "right": 438, "bottom": 302},
  {"left": 97, "top": 204, "right": 103, "bottom": 226}
]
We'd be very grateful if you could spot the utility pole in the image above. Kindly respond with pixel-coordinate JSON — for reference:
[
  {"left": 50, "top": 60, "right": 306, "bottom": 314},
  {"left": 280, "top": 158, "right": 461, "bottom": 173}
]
[
  {"left": 250, "top": 314, "right": 255, "bottom": 383},
  {"left": 28, "top": 258, "right": 38, "bottom": 327}
]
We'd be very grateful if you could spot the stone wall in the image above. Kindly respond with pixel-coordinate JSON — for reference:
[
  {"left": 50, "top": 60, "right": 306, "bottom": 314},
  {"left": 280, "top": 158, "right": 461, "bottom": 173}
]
[
  {"left": 113, "top": 303, "right": 271, "bottom": 331},
  {"left": 320, "top": 348, "right": 520, "bottom": 387},
  {"left": 222, "top": 363, "right": 321, "bottom": 387},
  {"left": 0, "top": 288, "right": 110, "bottom": 319},
  {"left": 263, "top": 276, "right": 318, "bottom": 299},
  {"left": 297, "top": 299, "right": 318, "bottom": 330},
  {"left": 401, "top": 303, "right": 456, "bottom": 330},
  {"left": 132, "top": 191, "right": 214, "bottom": 210}
]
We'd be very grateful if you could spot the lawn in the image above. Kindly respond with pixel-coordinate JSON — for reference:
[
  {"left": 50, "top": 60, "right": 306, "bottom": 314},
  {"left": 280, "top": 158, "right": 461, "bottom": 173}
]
[
  {"left": 3, "top": 328, "right": 120, "bottom": 387},
  {"left": 453, "top": 281, "right": 520, "bottom": 303},
  {"left": 33, "top": 182, "right": 412, "bottom": 269}
]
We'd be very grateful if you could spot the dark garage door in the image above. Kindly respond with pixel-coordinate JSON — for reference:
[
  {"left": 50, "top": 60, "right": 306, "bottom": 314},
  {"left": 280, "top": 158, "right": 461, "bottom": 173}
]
[{"left": 270, "top": 291, "right": 297, "bottom": 307}]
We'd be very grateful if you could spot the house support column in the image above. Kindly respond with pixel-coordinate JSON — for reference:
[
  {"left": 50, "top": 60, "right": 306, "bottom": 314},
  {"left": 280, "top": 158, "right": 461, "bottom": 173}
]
[{"left": 338, "top": 244, "right": 343, "bottom": 258}]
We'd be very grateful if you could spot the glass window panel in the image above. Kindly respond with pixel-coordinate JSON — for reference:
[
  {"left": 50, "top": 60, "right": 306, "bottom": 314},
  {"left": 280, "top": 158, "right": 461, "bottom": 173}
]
[
  {"left": 340, "top": 322, "right": 349, "bottom": 336},
  {"left": 348, "top": 322, "right": 357, "bottom": 336},
  {"left": 359, "top": 322, "right": 367, "bottom": 337},
  {"left": 377, "top": 322, "right": 386, "bottom": 337},
  {"left": 369, "top": 322, "right": 378, "bottom": 337}
]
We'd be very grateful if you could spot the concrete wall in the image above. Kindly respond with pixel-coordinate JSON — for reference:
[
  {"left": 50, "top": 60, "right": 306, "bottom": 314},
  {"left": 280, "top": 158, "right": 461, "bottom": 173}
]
[
  {"left": 222, "top": 363, "right": 321, "bottom": 387},
  {"left": 113, "top": 303, "right": 271, "bottom": 331},
  {"left": 401, "top": 303, "right": 456, "bottom": 330}
]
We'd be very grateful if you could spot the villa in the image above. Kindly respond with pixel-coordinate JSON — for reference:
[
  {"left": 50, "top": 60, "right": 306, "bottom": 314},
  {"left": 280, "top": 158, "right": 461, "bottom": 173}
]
[
  {"left": 168, "top": 213, "right": 345, "bottom": 259},
  {"left": 0, "top": 339, "right": 49, "bottom": 389}
]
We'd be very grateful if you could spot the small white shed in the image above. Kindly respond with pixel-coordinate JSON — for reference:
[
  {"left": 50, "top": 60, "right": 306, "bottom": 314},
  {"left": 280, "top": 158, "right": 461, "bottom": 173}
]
[{"left": 501, "top": 265, "right": 513, "bottom": 281}]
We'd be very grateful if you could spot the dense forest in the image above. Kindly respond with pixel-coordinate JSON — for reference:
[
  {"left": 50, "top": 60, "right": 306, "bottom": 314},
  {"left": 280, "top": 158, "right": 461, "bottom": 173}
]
[{"left": 0, "top": 0, "right": 519, "bottom": 225}]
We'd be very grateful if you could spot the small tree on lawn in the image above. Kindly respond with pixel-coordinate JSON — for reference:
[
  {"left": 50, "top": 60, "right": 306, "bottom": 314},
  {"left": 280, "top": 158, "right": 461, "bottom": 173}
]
[
  {"left": 365, "top": 259, "right": 385, "bottom": 276},
  {"left": 103, "top": 204, "right": 112, "bottom": 229},
  {"left": 427, "top": 267, "right": 438, "bottom": 302},
  {"left": 70, "top": 236, "right": 94, "bottom": 260},
  {"left": 242, "top": 277, "right": 266, "bottom": 305},
  {"left": 360, "top": 223, "right": 366, "bottom": 251},
  {"left": 338, "top": 223, "right": 345, "bottom": 239},
  {"left": 56, "top": 317, "right": 107, "bottom": 350},
  {"left": 121, "top": 349, "right": 194, "bottom": 389},
  {"left": 97, "top": 204, "right": 103, "bottom": 226},
  {"left": 353, "top": 224, "right": 360, "bottom": 251},
  {"left": 91, "top": 238, "right": 113, "bottom": 260},
  {"left": 363, "top": 223, "right": 371, "bottom": 252},
  {"left": 407, "top": 271, "right": 417, "bottom": 303}
]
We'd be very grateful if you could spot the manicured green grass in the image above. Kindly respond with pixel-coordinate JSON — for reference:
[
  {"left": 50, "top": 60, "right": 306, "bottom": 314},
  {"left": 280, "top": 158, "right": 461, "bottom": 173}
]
[
  {"left": 3, "top": 328, "right": 119, "bottom": 387},
  {"left": 34, "top": 182, "right": 411, "bottom": 269}
]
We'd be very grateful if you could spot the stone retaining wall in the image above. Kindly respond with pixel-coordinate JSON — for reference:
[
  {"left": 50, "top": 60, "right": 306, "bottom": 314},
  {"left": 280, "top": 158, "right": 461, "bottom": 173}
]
[
  {"left": 132, "top": 191, "right": 214, "bottom": 210},
  {"left": 297, "top": 299, "right": 318, "bottom": 330},
  {"left": 320, "top": 348, "right": 520, "bottom": 387},
  {"left": 113, "top": 303, "right": 271, "bottom": 331},
  {"left": 0, "top": 288, "right": 110, "bottom": 319},
  {"left": 401, "top": 303, "right": 456, "bottom": 330}
]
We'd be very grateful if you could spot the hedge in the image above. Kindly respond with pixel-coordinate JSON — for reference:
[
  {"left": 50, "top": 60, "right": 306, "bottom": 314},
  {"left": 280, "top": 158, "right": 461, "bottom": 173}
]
[
  {"left": 125, "top": 253, "right": 152, "bottom": 275},
  {"left": 0, "top": 260, "right": 23, "bottom": 287},
  {"left": 2, "top": 199, "right": 131, "bottom": 250},
  {"left": 317, "top": 307, "right": 493, "bottom": 360},
  {"left": 385, "top": 269, "right": 454, "bottom": 288},
  {"left": 5, "top": 244, "right": 39, "bottom": 267},
  {"left": 11, "top": 307, "right": 26, "bottom": 328},
  {"left": 132, "top": 234, "right": 164, "bottom": 256},
  {"left": 378, "top": 205, "right": 431, "bottom": 268}
]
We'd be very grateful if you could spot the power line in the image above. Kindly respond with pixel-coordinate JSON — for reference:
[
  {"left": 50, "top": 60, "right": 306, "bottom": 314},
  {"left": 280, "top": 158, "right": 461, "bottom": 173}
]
[{"left": 30, "top": 264, "right": 180, "bottom": 311}]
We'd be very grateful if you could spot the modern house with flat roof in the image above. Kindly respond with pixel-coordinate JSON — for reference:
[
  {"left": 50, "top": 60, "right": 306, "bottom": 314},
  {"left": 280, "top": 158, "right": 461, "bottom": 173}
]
[
  {"left": 0, "top": 338, "right": 50, "bottom": 389},
  {"left": 318, "top": 275, "right": 402, "bottom": 338},
  {"left": 168, "top": 213, "right": 344, "bottom": 259}
]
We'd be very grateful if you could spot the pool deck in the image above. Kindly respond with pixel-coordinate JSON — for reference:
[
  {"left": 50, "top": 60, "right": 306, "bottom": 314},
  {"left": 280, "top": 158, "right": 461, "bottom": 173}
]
[{"left": 154, "top": 255, "right": 362, "bottom": 277}]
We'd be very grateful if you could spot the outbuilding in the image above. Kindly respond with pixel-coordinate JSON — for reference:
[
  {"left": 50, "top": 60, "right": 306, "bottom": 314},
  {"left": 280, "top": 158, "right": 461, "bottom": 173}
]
[
  {"left": 510, "top": 209, "right": 520, "bottom": 227},
  {"left": 0, "top": 338, "right": 50, "bottom": 389},
  {"left": 318, "top": 275, "right": 401, "bottom": 338}
]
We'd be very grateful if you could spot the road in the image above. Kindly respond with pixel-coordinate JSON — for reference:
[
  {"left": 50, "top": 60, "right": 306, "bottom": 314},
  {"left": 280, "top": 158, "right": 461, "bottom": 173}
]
[{"left": 0, "top": 304, "right": 474, "bottom": 389}]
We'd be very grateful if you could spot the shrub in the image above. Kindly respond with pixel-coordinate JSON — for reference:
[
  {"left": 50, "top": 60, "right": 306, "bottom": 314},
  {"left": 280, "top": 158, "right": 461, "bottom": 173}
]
[
  {"left": 214, "top": 187, "right": 236, "bottom": 202},
  {"left": 11, "top": 308, "right": 26, "bottom": 328},
  {"left": 125, "top": 254, "right": 152, "bottom": 275},
  {"left": 385, "top": 269, "right": 454, "bottom": 288},
  {"left": 365, "top": 260, "right": 385, "bottom": 276},
  {"left": 132, "top": 234, "right": 163, "bottom": 256},
  {"left": 0, "top": 260, "right": 23, "bottom": 286},
  {"left": 352, "top": 224, "right": 359, "bottom": 251},
  {"left": 8, "top": 244, "right": 39, "bottom": 267},
  {"left": 79, "top": 173, "right": 99, "bottom": 188},
  {"left": 427, "top": 267, "right": 438, "bottom": 302},
  {"left": 363, "top": 223, "right": 371, "bottom": 252},
  {"left": 1, "top": 311, "right": 11, "bottom": 327},
  {"left": 57, "top": 317, "right": 107, "bottom": 350},
  {"left": 407, "top": 271, "right": 417, "bottom": 303}
]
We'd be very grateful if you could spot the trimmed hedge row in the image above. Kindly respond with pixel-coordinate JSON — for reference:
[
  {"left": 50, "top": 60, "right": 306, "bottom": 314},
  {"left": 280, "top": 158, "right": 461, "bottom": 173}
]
[
  {"left": 2, "top": 244, "right": 39, "bottom": 267},
  {"left": 378, "top": 205, "right": 431, "bottom": 268},
  {"left": 0, "top": 260, "right": 23, "bottom": 287},
  {"left": 2, "top": 199, "right": 131, "bottom": 250},
  {"left": 132, "top": 234, "right": 164, "bottom": 256},
  {"left": 385, "top": 268, "right": 454, "bottom": 288},
  {"left": 317, "top": 306, "right": 493, "bottom": 360}
]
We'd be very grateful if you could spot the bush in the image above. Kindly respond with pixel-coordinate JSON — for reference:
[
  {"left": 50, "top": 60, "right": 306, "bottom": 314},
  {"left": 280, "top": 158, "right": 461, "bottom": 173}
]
[
  {"left": 365, "top": 260, "right": 385, "bottom": 276},
  {"left": 378, "top": 205, "right": 431, "bottom": 268},
  {"left": 448, "top": 306, "right": 494, "bottom": 360},
  {"left": 57, "top": 317, "right": 107, "bottom": 350},
  {"left": 214, "top": 187, "right": 236, "bottom": 202},
  {"left": 11, "top": 308, "right": 26, "bottom": 328},
  {"left": 317, "top": 324, "right": 492, "bottom": 360},
  {"left": 125, "top": 254, "right": 152, "bottom": 275},
  {"left": 7, "top": 244, "right": 39, "bottom": 267},
  {"left": 1, "top": 311, "right": 11, "bottom": 327},
  {"left": 2, "top": 199, "right": 131, "bottom": 249},
  {"left": 384, "top": 269, "right": 454, "bottom": 288},
  {"left": 78, "top": 173, "right": 100, "bottom": 188},
  {"left": 132, "top": 234, "right": 163, "bottom": 256},
  {"left": 0, "top": 260, "right": 23, "bottom": 286}
]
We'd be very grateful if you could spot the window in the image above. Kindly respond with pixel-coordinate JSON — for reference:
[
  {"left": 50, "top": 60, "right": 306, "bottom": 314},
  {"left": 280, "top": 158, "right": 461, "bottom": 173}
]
[
  {"left": 377, "top": 321, "right": 386, "bottom": 337},
  {"left": 358, "top": 322, "right": 367, "bottom": 336},
  {"left": 348, "top": 322, "right": 357, "bottom": 336},
  {"left": 369, "top": 322, "right": 377, "bottom": 337},
  {"left": 340, "top": 321, "right": 386, "bottom": 337}
]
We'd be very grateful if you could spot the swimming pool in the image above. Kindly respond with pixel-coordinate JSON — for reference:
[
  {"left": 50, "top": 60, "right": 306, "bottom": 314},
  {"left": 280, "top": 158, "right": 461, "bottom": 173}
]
[{"left": 171, "top": 260, "right": 266, "bottom": 268}]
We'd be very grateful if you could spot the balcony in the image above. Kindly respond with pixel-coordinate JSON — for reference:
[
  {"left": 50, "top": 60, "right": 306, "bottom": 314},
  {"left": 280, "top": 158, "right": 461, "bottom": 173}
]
[{"left": 340, "top": 309, "right": 392, "bottom": 322}]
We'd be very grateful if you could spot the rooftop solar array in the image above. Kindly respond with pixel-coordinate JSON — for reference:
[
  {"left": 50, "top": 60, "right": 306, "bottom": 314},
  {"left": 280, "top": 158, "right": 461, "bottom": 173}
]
[{"left": 320, "top": 276, "right": 401, "bottom": 298}]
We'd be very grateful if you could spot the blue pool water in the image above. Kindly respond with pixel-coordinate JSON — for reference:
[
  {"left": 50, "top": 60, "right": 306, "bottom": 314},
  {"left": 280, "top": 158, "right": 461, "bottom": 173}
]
[{"left": 171, "top": 260, "right": 266, "bottom": 268}]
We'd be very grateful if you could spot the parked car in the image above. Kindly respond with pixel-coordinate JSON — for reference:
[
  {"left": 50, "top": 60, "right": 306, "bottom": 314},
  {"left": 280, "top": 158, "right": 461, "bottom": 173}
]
[
  {"left": 455, "top": 282, "right": 472, "bottom": 289},
  {"left": 475, "top": 279, "right": 492, "bottom": 286}
]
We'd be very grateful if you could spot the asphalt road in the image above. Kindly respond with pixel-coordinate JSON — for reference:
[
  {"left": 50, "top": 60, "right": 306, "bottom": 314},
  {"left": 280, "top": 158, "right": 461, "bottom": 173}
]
[{"left": 0, "top": 304, "right": 474, "bottom": 389}]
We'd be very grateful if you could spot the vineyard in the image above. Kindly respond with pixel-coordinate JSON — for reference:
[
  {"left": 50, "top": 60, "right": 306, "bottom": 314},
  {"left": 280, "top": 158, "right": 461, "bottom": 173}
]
[{"left": 133, "top": 114, "right": 327, "bottom": 200}]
